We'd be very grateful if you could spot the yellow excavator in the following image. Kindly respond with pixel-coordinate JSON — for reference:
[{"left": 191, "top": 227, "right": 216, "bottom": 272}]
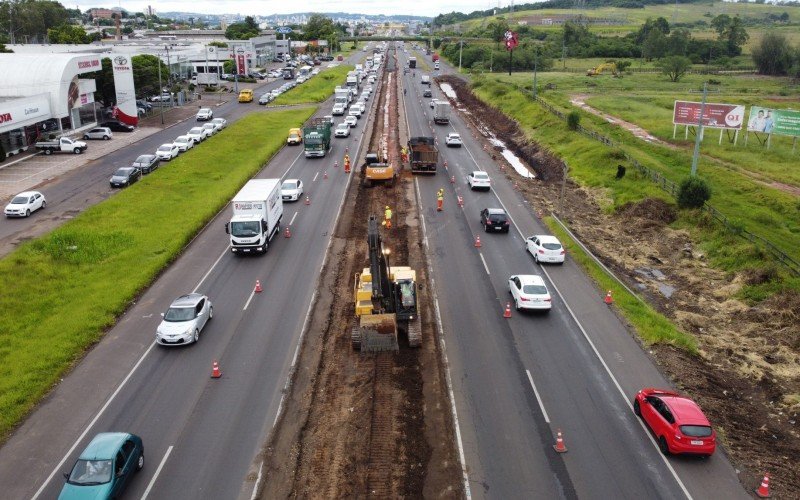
[
  {"left": 353, "top": 215, "right": 421, "bottom": 352},
  {"left": 362, "top": 152, "right": 396, "bottom": 187},
  {"left": 587, "top": 62, "right": 618, "bottom": 77}
]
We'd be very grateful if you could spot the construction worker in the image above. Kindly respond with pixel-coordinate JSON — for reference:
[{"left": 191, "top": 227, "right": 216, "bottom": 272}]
[
  {"left": 343, "top": 153, "right": 351, "bottom": 173},
  {"left": 384, "top": 205, "right": 393, "bottom": 229},
  {"left": 400, "top": 146, "right": 408, "bottom": 163},
  {"left": 436, "top": 188, "right": 444, "bottom": 212}
]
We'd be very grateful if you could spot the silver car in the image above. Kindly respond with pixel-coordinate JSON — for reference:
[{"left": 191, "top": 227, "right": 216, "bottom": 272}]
[
  {"left": 156, "top": 293, "right": 213, "bottom": 346},
  {"left": 83, "top": 127, "right": 113, "bottom": 141}
]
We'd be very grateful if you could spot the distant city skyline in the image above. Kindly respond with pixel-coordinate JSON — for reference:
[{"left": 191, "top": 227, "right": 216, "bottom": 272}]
[{"left": 74, "top": 0, "right": 523, "bottom": 18}]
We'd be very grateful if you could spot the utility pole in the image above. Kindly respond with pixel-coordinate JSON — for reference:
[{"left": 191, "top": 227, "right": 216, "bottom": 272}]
[
  {"left": 165, "top": 45, "right": 171, "bottom": 86},
  {"left": 458, "top": 39, "right": 463, "bottom": 72},
  {"left": 690, "top": 83, "right": 708, "bottom": 176},
  {"left": 157, "top": 55, "right": 164, "bottom": 125},
  {"left": 562, "top": 37, "right": 567, "bottom": 69},
  {"left": 559, "top": 161, "right": 568, "bottom": 213},
  {"left": 533, "top": 47, "right": 538, "bottom": 99}
]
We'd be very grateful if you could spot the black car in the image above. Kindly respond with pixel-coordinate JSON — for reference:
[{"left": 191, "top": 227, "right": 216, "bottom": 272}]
[
  {"left": 110, "top": 166, "right": 142, "bottom": 188},
  {"left": 480, "top": 208, "right": 510, "bottom": 233},
  {"left": 132, "top": 154, "right": 160, "bottom": 174},
  {"left": 423, "top": 89, "right": 432, "bottom": 98},
  {"left": 136, "top": 99, "right": 153, "bottom": 111},
  {"left": 272, "top": 57, "right": 284, "bottom": 63},
  {"left": 100, "top": 120, "right": 135, "bottom": 132}
]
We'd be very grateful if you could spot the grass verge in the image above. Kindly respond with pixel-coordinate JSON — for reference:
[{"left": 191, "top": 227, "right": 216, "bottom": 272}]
[
  {"left": 270, "top": 65, "right": 353, "bottom": 106},
  {"left": 0, "top": 107, "right": 316, "bottom": 440}
]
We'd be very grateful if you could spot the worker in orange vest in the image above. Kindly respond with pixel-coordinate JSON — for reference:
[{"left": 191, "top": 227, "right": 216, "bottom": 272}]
[
  {"left": 343, "top": 153, "right": 351, "bottom": 173},
  {"left": 383, "top": 205, "right": 393, "bottom": 229},
  {"left": 436, "top": 188, "right": 444, "bottom": 211}
]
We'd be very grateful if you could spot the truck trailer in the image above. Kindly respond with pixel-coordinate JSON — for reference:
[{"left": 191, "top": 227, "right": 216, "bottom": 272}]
[
  {"left": 303, "top": 118, "right": 332, "bottom": 158},
  {"left": 407, "top": 137, "right": 438, "bottom": 174},
  {"left": 408, "top": 57, "right": 417, "bottom": 68},
  {"left": 225, "top": 179, "right": 283, "bottom": 254},
  {"left": 433, "top": 101, "right": 450, "bottom": 125}
]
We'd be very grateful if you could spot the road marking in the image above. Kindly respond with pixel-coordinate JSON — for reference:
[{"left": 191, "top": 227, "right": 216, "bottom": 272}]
[
  {"left": 479, "top": 252, "right": 491, "bottom": 275},
  {"left": 32, "top": 342, "right": 159, "bottom": 500},
  {"left": 140, "top": 445, "right": 173, "bottom": 500},
  {"left": 289, "top": 210, "right": 298, "bottom": 226},
  {"left": 526, "top": 369, "right": 551, "bottom": 424},
  {"left": 242, "top": 289, "right": 256, "bottom": 311},
  {"left": 193, "top": 246, "right": 229, "bottom": 293},
  {"left": 312, "top": 171, "right": 319, "bottom": 182},
  {"left": 415, "top": 178, "right": 472, "bottom": 500},
  {"left": 249, "top": 460, "right": 264, "bottom": 500}
]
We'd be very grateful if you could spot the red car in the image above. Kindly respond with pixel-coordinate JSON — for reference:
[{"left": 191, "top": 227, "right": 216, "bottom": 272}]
[{"left": 633, "top": 388, "right": 716, "bottom": 457}]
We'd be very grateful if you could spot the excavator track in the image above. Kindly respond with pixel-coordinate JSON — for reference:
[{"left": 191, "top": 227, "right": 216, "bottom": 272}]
[{"left": 407, "top": 318, "right": 422, "bottom": 347}]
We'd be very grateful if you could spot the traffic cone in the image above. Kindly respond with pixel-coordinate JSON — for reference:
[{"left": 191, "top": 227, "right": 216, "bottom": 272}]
[
  {"left": 255, "top": 280, "right": 263, "bottom": 293},
  {"left": 553, "top": 430, "right": 568, "bottom": 453},
  {"left": 323, "top": 171, "right": 328, "bottom": 179},
  {"left": 457, "top": 196, "right": 464, "bottom": 207},
  {"left": 444, "top": 160, "right": 448, "bottom": 168},
  {"left": 450, "top": 175, "right": 455, "bottom": 184},
  {"left": 437, "top": 198, "right": 443, "bottom": 211},
  {"left": 604, "top": 290, "right": 613, "bottom": 305},
  {"left": 755, "top": 473, "right": 771, "bottom": 498},
  {"left": 211, "top": 361, "right": 222, "bottom": 378},
  {"left": 305, "top": 196, "right": 310, "bottom": 205},
  {"left": 474, "top": 236, "right": 482, "bottom": 248},
  {"left": 344, "top": 160, "right": 351, "bottom": 174},
  {"left": 503, "top": 303, "right": 512, "bottom": 318},
  {"left": 334, "top": 160, "right": 339, "bottom": 168},
  {"left": 284, "top": 226, "right": 291, "bottom": 238}
]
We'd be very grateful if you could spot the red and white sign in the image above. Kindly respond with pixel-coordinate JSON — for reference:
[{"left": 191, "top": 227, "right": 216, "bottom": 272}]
[
  {"left": 0, "top": 94, "right": 52, "bottom": 133},
  {"left": 504, "top": 30, "right": 519, "bottom": 51},
  {"left": 236, "top": 54, "right": 246, "bottom": 75},
  {"left": 673, "top": 101, "right": 744, "bottom": 130},
  {"left": 111, "top": 55, "right": 138, "bottom": 126}
]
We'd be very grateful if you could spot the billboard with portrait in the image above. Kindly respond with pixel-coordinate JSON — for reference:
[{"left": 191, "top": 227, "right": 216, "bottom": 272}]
[{"left": 747, "top": 106, "right": 800, "bottom": 137}]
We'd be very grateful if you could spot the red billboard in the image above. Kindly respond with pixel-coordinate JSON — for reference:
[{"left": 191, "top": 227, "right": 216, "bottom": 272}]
[
  {"left": 236, "top": 54, "right": 246, "bottom": 75},
  {"left": 673, "top": 101, "right": 745, "bottom": 130}
]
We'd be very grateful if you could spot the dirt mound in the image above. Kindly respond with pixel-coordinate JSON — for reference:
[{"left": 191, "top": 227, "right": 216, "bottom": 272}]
[{"left": 618, "top": 198, "right": 678, "bottom": 225}]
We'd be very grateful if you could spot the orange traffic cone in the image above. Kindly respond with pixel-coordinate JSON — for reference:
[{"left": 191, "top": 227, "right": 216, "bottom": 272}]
[
  {"left": 437, "top": 198, "right": 443, "bottom": 211},
  {"left": 284, "top": 226, "right": 291, "bottom": 238},
  {"left": 474, "top": 235, "right": 482, "bottom": 248},
  {"left": 503, "top": 303, "right": 512, "bottom": 318},
  {"left": 334, "top": 160, "right": 339, "bottom": 168},
  {"left": 450, "top": 175, "right": 455, "bottom": 184},
  {"left": 255, "top": 280, "right": 263, "bottom": 293},
  {"left": 755, "top": 473, "right": 771, "bottom": 498},
  {"left": 444, "top": 160, "right": 448, "bottom": 168},
  {"left": 604, "top": 290, "right": 613, "bottom": 305},
  {"left": 211, "top": 361, "right": 222, "bottom": 378},
  {"left": 553, "top": 429, "right": 568, "bottom": 453},
  {"left": 457, "top": 196, "right": 464, "bottom": 207},
  {"left": 323, "top": 171, "right": 328, "bottom": 179},
  {"left": 305, "top": 196, "right": 310, "bottom": 205}
]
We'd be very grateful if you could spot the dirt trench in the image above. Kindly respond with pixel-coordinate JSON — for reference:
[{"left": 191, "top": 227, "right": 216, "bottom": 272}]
[
  {"left": 437, "top": 75, "right": 800, "bottom": 497},
  {"left": 257, "top": 46, "right": 462, "bottom": 499}
]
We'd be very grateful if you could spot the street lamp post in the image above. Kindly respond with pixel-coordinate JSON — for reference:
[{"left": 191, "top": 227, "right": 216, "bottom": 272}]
[
  {"left": 165, "top": 45, "right": 171, "bottom": 86},
  {"left": 533, "top": 47, "right": 538, "bottom": 99},
  {"left": 690, "top": 82, "right": 708, "bottom": 177},
  {"left": 157, "top": 55, "right": 165, "bottom": 125},
  {"left": 559, "top": 161, "right": 568, "bottom": 214}
]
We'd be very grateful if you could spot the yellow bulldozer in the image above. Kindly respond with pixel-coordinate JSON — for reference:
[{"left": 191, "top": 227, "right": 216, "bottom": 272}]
[
  {"left": 353, "top": 215, "right": 421, "bottom": 352},
  {"left": 587, "top": 62, "right": 618, "bottom": 77}
]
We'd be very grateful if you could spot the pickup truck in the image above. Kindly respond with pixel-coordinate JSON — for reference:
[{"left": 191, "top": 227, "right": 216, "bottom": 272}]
[{"left": 35, "top": 137, "right": 88, "bottom": 155}]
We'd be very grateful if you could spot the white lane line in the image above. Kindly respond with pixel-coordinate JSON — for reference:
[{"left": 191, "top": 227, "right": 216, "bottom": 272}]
[
  {"left": 31, "top": 341, "right": 159, "bottom": 500},
  {"left": 415, "top": 178, "right": 472, "bottom": 500},
  {"left": 242, "top": 289, "right": 256, "bottom": 311},
  {"left": 312, "top": 171, "right": 319, "bottom": 182},
  {"left": 249, "top": 460, "right": 264, "bottom": 500},
  {"left": 479, "top": 252, "right": 491, "bottom": 275},
  {"left": 526, "top": 369, "right": 551, "bottom": 424},
  {"left": 193, "top": 246, "right": 229, "bottom": 293},
  {"left": 140, "top": 445, "right": 173, "bottom": 500},
  {"left": 289, "top": 211, "right": 298, "bottom": 226}
]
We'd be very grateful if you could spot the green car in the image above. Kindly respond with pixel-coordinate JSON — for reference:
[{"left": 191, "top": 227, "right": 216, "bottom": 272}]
[{"left": 59, "top": 432, "right": 144, "bottom": 499}]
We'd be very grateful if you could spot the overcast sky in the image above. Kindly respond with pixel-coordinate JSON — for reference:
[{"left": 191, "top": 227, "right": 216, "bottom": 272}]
[{"left": 76, "top": 1, "right": 512, "bottom": 18}]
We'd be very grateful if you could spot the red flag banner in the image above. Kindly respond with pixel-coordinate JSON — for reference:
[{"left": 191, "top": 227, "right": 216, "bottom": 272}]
[{"left": 504, "top": 30, "right": 518, "bottom": 51}]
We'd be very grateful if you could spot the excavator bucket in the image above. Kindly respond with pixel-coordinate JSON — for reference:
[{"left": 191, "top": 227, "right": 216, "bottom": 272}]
[{"left": 353, "top": 313, "right": 398, "bottom": 352}]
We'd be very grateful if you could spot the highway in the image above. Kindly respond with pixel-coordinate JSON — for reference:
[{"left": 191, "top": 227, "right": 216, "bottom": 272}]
[
  {"left": 0, "top": 52, "right": 371, "bottom": 499},
  {"left": 399, "top": 46, "right": 747, "bottom": 499}
]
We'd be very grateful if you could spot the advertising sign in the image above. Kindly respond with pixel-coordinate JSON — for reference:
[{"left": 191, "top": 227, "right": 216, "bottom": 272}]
[
  {"left": 673, "top": 101, "right": 744, "bottom": 130},
  {"left": 747, "top": 106, "right": 800, "bottom": 137},
  {"left": 111, "top": 55, "right": 138, "bottom": 126},
  {"left": 504, "top": 30, "right": 519, "bottom": 51},
  {"left": 0, "top": 94, "right": 52, "bottom": 134}
]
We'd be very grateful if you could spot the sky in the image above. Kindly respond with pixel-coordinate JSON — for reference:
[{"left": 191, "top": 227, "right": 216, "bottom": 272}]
[{"left": 72, "top": 1, "right": 512, "bottom": 18}]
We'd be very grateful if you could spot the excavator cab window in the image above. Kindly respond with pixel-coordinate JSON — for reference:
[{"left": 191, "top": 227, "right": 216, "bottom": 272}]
[{"left": 398, "top": 280, "right": 415, "bottom": 307}]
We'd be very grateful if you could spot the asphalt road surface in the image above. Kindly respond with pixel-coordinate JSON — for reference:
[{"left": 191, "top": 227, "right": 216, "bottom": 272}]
[
  {"left": 0, "top": 50, "right": 372, "bottom": 499},
  {"left": 398, "top": 46, "right": 747, "bottom": 499}
]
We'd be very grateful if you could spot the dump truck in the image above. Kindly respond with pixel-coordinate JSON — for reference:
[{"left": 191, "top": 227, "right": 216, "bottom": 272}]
[
  {"left": 407, "top": 137, "right": 438, "bottom": 174},
  {"left": 433, "top": 101, "right": 450, "bottom": 124},
  {"left": 362, "top": 152, "right": 396, "bottom": 187},
  {"left": 302, "top": 118, "right": 331, "bottom": 158},
  {"left": 224, "top": 179, "right": 283, "bottom": 254},
  {"left": 353, "top": 215, "right": 421, "bottom": 351},
  {"left": 408, "top": 56, "right": 417, "bottom": 68}
]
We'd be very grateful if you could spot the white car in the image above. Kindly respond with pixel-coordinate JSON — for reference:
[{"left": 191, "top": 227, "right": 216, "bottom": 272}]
[
  {"left": 429, "top": 98, "right": 439, "bottom": 109},
  {"left": 348, "top": 107, "right": 362, "bottom": 119},
  {"left": 155, "top": 143, "right": 180, "bottom": 161},
  {"left": 368, "top": 75, "right": 376, "bottom": 84},
  {"left": 202, "top": 123, "right": 218, "bottom": 136},
  {"left": 196, "top": 108, "right": 213, "bottom": 121},
  {"left": 345, "top": 115, "right": 358, "bottom": 128},
  {"left": 280, "top": 179, "right": 304, "bottom": 201},
  {"left": 332, "top": 104, "right": 346, "bottom": 116},
  {"left": 334, "top": 123, "right": 351, "bottom": 138},
  {"left": 360, "top": 92, "right": 370, "bottom": 101},
  {"left": 526, "top": 235, "right": 566, "bottom": 264},
  {"left": 83, "top": 127, "right": 113, "bottom": 140},
  {"left": 173, "top": 136, "right": 194, "bottom": 152},
  {"left": 323, "top": 115, "right": 334, "bottom": 126},
  {"left": 156, "top": 293, "right": 213, "bottom": 346},
  {"left": 186, "top": 126, "right": 210, "bottom": 144},
  {"left": 311, "top": 68, "right": 320, "bottom": 75},
  {"left": 259, "top": 93, "right": 272, "bottom": 105},
  {"left": 4, "top": 191, "right": 46, "bottom": 218},
  {"left": 210, "top": 118, "right": 227, "bottom": 131},
  {"left": 508, "top": 275, "right": 552, "bottom": 312},
  {"left": 467, "top": 171, "right": 491, "bottom": 191},
  {"left": 296, "top": 76, "right": 307, "bottom": 84},
  {"left": 445, "top": 133, "right": 462, "bottom": 147}
]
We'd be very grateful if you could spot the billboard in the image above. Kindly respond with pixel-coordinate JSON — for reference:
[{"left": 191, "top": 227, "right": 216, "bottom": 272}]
[
  {"left": 673, "top": 101, "right": 744, "bottom": 130},
  {"left": 111, "top": 55, "right": 138, "bottom": 126},
  {"left": 747, "top": 106, "right": 800, "bottom": 137}
]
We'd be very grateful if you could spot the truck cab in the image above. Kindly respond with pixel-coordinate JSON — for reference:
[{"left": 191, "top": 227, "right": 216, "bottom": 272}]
[{"left": 226, "top": 179, "right": 283, "bottom": 254}]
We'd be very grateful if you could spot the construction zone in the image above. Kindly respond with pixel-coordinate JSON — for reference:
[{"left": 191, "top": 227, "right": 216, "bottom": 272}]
[{"left": 257, "top": 44, "right": 462, "bottom": 498}]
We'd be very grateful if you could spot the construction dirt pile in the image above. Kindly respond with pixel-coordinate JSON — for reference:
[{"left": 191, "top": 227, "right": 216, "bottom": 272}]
[{"left": 440, "top": 75, "right": 800, "bottom": 497}]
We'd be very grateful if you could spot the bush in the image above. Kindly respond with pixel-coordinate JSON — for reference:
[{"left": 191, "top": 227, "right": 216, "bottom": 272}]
[
  {"left": 567, "top": 111, "right": 581, "bottom": 131},
  {"left": 677, "top": 176, "right": 712, "bottom": 208}
]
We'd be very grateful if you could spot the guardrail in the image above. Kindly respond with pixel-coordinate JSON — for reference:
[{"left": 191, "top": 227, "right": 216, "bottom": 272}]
[{"left": 520, "top": 86, "right": 800, "bottom": 277}]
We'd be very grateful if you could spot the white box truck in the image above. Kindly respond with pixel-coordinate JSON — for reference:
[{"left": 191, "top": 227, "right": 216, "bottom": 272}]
[
  {"left": 433, "top": 101, "right": 450, "bottom": 124},
  {"left": 225, "top": 179, "right": 283, "bottom": 254}
]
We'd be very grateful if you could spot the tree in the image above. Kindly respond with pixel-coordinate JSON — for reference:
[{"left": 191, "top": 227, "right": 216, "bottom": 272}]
[
  {"left": 131, "top": 54, "right": 168, "bottom": 98},
  {"left": 658, "top": 55, "right": 692, "bottom": 82},
  {"left": 0, "top": 0, "right": 70, "bottom": 43},
  {"left": 486, "top": 17, "right": 510, "bottom": 49},
  {"left": 47, "top": 23, "right": 89, "bottom": 43},
  {"left": 304, "top": 13, "right": 335, "bottom": 41},
  {"left": 710, "top": 14, "right": 748, "bottom": 56},
  {"left": 665, "top": 28, "right": 690, "bottom": 57},
  {"left": 642, "top": 30, "right": 668, "bottom": 61},
  {"left": 677, "top": 177, "right": 711, "bottom": 209},
  {"left": 751, "top": 32, "right": 794, "bottom": 75},
  {"left": 208, "top": 41, "right": 228, "bottom": 48},
  {"left": 225, "top": 16, "right": 259, "bottom": 40},
  {"left": 634, "top": 17, "right": 670, "bottom": 45}
]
